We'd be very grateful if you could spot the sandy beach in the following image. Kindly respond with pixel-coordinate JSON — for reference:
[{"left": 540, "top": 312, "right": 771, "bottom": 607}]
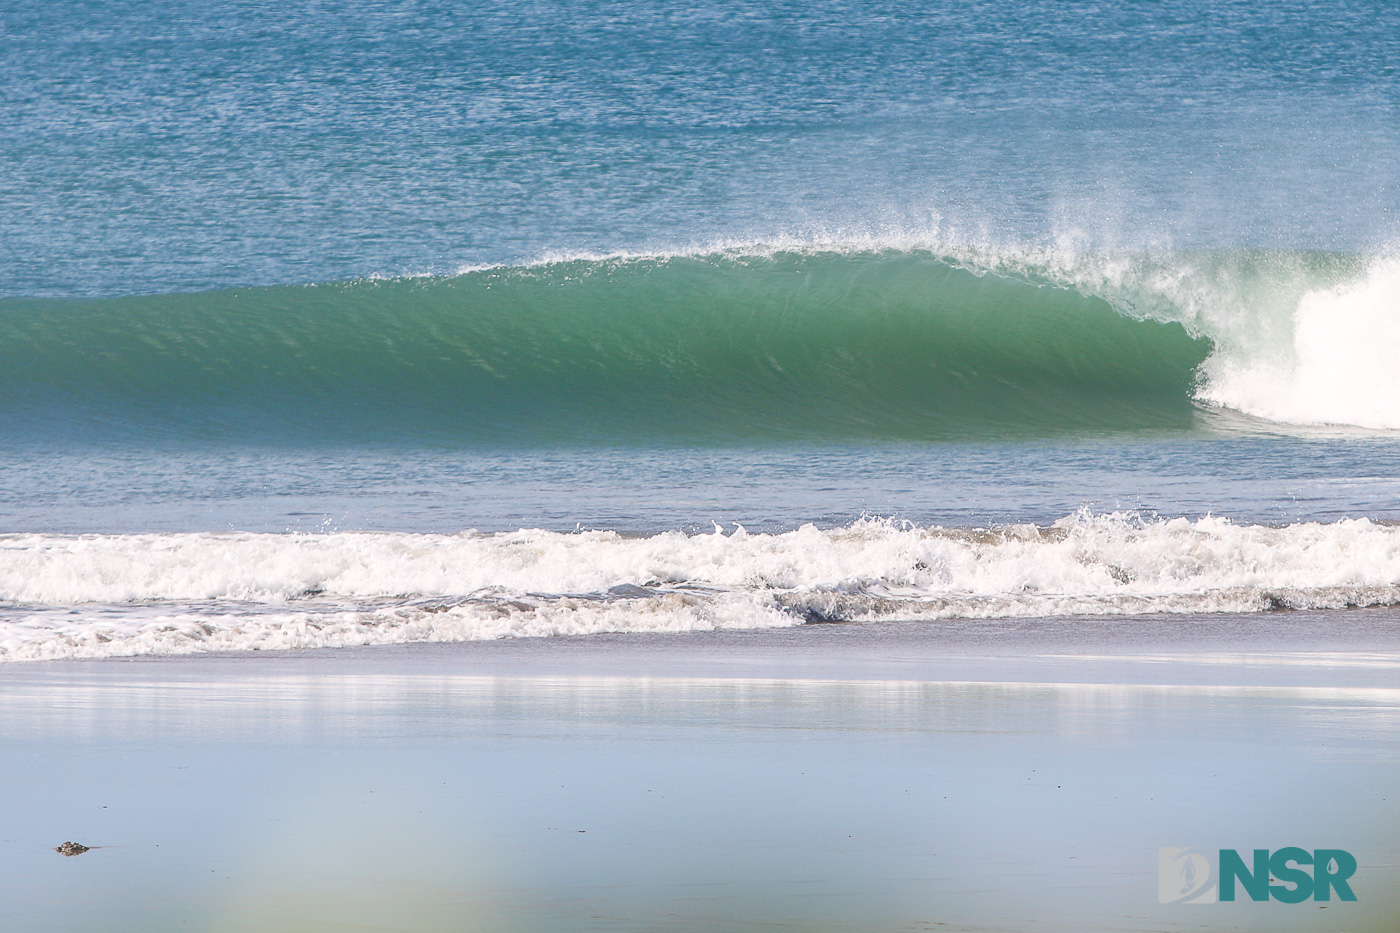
[{"left": 3, "top": 612, "right": 1396, "bottom": 932}]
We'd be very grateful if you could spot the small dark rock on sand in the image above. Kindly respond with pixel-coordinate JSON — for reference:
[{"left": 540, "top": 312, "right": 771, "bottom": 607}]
[{"left": 55, "top": 841, "right": 90, "bottom": 857}]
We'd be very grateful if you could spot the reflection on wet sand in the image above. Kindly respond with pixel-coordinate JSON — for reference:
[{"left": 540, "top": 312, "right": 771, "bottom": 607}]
[{"left": 2, "top": 619, "right": 1397, "bottom": 932}]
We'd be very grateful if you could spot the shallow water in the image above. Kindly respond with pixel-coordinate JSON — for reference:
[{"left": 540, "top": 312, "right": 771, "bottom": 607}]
[
  {"left": 2, "top": 639, "right": 1397, "bottom": 932},
  {"left": 6, "top": 437, "right": 1400, "bottom": 535}
]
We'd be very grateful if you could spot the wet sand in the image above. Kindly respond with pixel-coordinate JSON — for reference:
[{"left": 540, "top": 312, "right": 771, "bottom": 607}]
[{"left": 2, "top": 611, "right": 1398, "bottom": 932}]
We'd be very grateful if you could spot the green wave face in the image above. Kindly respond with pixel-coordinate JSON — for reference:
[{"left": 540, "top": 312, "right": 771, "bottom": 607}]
[{"left": 0, "top": 251, "right": 1211, "bottom": 446}]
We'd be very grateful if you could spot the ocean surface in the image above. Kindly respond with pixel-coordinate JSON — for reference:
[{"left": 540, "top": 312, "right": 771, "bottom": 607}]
[{"left": 4, "top": 0, "right": 1400, "bottom": 660}]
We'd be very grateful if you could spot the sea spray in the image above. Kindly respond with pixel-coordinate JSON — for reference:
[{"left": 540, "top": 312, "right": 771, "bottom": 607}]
[{"left": 1198, "top": 259, "right": 1400, "bottom": 429}]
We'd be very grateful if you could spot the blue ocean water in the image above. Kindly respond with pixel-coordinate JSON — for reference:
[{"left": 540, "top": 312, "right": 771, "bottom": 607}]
[
  {"left": 6, "top": 0, "right": 1400, "bottom": 297},
  {"left": 3, "top": 0, "right": 1400, "bottom": 658}
]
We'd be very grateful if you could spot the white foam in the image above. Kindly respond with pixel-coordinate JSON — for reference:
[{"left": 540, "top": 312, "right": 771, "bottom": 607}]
[
  {"left": 4, "top": 513, "right": 1400, "bottom": 661},
  {"left": 1196, "top": 260, "right": 1400, "bottom": 429}
]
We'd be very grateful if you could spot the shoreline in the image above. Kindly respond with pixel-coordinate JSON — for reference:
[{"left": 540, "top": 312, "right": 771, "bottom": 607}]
[{"left": 8, "top": 607, "right": 1400, "bottom": 689}]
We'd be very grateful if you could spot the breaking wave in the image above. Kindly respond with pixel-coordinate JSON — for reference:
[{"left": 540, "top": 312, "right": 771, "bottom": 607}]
[{"left": 3, "top": 242, "right": 1396, "bottom": 444}]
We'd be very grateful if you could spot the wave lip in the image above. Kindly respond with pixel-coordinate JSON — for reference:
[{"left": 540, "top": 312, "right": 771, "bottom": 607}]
[{"left": 4, "top": 512, "right": 1400, "bottom": 661}]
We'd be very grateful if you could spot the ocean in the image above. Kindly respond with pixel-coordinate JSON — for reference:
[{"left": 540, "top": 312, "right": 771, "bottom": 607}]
[{"left": 4, "top": 0, "right": 1400, "bottom": 660}]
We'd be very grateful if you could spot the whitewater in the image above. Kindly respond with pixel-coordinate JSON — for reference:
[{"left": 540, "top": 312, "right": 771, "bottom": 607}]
[{"left": 5, "top": 512, "right": 1400, "bottom": 661}]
